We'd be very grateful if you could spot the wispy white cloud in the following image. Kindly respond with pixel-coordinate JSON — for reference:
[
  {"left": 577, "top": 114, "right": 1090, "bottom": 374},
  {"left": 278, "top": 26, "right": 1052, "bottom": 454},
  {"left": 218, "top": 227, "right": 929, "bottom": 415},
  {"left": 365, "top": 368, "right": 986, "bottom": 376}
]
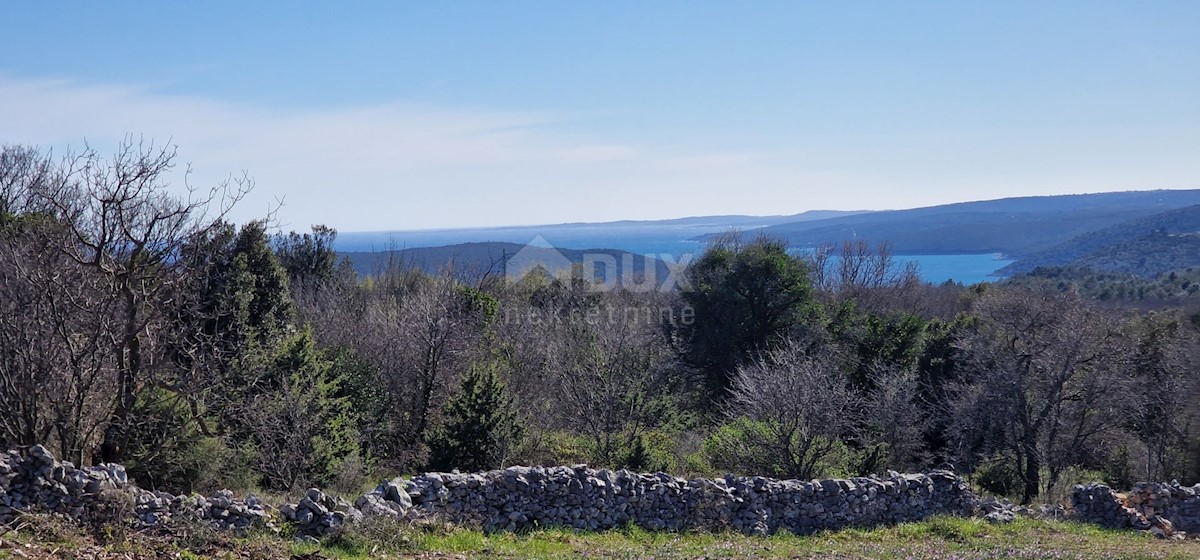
[
  {"left": 1, "top": 75, "right": 684, "bottom": 229},
  {"left": 4, "top": 74, "right": 1193, "bottom": 231}
]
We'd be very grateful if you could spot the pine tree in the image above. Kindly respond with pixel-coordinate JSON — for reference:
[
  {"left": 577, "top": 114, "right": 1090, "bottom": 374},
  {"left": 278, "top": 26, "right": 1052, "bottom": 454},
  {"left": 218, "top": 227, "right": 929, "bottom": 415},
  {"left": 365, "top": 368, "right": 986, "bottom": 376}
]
[
  {"left": 428, "top": 363, "right": 524, "bottom": 472},
  {"left": 241, "top": 328, "right": 361, "bottom": 489}
]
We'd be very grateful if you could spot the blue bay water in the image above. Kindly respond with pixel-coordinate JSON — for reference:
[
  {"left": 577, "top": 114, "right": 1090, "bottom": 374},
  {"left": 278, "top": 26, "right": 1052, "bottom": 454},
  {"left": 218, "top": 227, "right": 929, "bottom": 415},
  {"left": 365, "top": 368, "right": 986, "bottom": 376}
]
[{"left": 335, "top": 225, "right": 1012, "bottom": 285}]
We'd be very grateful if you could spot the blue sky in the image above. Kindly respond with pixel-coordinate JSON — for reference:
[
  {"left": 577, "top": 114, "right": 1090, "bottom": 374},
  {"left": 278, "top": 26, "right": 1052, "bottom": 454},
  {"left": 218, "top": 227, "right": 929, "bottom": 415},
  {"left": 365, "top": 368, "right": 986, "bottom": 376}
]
[{"left": 2, "top": 1, "right": 1197, "bottom": 230}]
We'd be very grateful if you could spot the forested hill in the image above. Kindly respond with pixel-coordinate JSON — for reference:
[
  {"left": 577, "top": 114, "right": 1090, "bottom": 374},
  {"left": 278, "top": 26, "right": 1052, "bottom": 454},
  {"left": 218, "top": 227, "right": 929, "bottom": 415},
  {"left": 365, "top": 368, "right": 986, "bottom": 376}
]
[
  {"left": 999, "top": 205, "right": 1200, "bottom": 277},
  {"left": 341, "top": 242, "right": 672, "bottom": 286},
  {"left": 1006, "top": 266, "right": 1200, "bottom": 306},
  {"left": 714, "top": 190, "right": 1200, "bottom": 257}
]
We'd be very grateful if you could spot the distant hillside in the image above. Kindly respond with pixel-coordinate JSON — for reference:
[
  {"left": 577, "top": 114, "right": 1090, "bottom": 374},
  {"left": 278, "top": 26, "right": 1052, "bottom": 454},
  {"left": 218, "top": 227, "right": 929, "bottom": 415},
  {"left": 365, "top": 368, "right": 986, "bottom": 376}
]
[
  {"left": 1005, "top": 266, "right": 1200, "bottom": 306},
  {"left": 999, "top": 205, "right": 1200, "bottom": 277},
  {"left": 341, "top": 242, "right": 674, "bottom": 288},
  {"left": 334, "top": 210, "right": 869, "bottom": 253},
  {"left": 1072, "top": 232, "right": 1200, "bottom": 276},
  {"left": 709, "top": 190, "right": 1200, "bottom": 257},
  {"left": 565, "top": 209, "right": 870, "bottom": 228}
]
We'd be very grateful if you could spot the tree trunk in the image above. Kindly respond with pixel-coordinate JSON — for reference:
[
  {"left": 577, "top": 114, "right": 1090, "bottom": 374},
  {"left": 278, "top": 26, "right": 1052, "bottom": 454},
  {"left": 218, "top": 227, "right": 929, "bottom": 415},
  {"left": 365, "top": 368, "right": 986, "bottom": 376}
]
[
  {"left": 1021, "top": 437, "right": 1040, "bottom": 505},
  {"left": 102, "top": 293, "right": 141, "bottom": 463}
]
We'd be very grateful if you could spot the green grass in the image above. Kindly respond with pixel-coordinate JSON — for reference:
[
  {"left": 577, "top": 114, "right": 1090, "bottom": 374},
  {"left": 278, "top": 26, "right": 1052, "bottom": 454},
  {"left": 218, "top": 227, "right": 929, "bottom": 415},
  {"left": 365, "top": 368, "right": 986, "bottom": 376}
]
[
  {"left": 286, "top": 516, "right": 1197, "bottom": 560},
  {"left": 3, "top": 515, "right": 1197, "bottom": 559}
]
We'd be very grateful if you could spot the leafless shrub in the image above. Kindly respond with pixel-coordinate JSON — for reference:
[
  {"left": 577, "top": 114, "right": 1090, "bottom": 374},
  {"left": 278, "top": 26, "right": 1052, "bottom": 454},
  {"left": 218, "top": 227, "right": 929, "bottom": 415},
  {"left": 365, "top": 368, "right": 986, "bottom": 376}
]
[{"left": 723, "top": 340, "right": 858, "bottom": 479}]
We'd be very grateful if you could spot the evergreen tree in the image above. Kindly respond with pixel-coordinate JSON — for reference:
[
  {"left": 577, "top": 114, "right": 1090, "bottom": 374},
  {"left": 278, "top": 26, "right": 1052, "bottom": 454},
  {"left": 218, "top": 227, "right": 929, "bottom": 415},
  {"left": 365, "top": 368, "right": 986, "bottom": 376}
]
[
  {"left": 427, "top": 363, "right": 524, "bottom": 472},
  {"left": 230, "top": 221, "right": 294, "bottom": 342},
  {"left": 272, "top": 224, "right": 345, "bottom": 288},
  {"left": 324, "top": 345, "right": 398, "bottom": 462},
  {"left": 681, "top": 233, "right": 820, "bottom": 398},
  {"left": 826, "top": 303, "right": 927, "bottom": 389},
  {"left": 240, "top": 328, "right": 361, "bottom": 489},
  {"left": 175, "top": 220, "right": 294, "bottom": 376}
]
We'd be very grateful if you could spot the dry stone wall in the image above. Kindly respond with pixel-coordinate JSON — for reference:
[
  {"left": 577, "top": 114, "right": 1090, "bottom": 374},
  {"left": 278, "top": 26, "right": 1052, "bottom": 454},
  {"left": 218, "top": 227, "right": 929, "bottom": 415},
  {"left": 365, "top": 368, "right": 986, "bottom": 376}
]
[
  {"left": 396, "top": 465, "right": 978, "bottom": 535},
  {"left": 1126, "top": 482, "right": 1200, "bottom": 534},
  {"left": 1070, "top": 482, "right": 1200, "bottom": 538},
  {"left": 3, "top": 446, "right": 977, "bottom": 536},
  {"left": 1069, "top": 483, "right": 1148, "bottom": 529},
  {"left": 0, "top": 446, "right": 274, "bottom": 532},
  {"left": 7, "top": 445, "right": 1198, "bottom": 538}
]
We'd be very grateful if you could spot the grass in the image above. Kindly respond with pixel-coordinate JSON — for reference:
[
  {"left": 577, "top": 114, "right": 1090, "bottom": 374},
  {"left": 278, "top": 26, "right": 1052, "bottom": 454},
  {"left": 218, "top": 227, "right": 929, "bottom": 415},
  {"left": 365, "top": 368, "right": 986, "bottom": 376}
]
[
  {"left": 2, "top": 515, "right": 1197, "bottom": 559},
  {"left": 299, "top": 517, "right": 1199, "bottom": 560}
]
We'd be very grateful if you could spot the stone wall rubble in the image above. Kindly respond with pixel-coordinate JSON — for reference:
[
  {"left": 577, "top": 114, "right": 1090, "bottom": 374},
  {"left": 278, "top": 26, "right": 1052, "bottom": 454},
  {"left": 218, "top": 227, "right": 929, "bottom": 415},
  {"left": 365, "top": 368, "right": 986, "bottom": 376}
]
[
  {"left": 1126, "top": 482, "right": 1200, "bottom": 534},
  {"left": 0, "top": 446, "right": 274, "bottom": 533},
  {"left": 1070, "top": 481, "right": 1200, "bottom": 538}
]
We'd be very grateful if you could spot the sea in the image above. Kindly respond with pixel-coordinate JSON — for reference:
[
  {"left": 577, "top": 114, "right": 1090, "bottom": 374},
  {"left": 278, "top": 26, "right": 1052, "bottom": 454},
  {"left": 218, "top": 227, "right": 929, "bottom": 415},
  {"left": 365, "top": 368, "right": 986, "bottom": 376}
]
[{"left": 335, "top": 224, "right": 1013, "bottom": 285}]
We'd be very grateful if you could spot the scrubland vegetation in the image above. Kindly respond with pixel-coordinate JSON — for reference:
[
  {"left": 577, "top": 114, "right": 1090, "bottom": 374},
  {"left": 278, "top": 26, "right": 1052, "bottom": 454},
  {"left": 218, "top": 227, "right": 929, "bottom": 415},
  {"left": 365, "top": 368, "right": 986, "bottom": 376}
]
[{"left": 2, "top": 141, "right": 1198, "bottom": 514}]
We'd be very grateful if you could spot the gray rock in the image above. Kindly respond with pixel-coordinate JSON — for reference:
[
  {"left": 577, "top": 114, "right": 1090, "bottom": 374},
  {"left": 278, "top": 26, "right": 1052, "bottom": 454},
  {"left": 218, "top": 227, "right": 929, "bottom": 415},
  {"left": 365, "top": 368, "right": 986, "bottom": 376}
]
[{"left": 985, "top": 511, "right": 1015, "bottom": 524}]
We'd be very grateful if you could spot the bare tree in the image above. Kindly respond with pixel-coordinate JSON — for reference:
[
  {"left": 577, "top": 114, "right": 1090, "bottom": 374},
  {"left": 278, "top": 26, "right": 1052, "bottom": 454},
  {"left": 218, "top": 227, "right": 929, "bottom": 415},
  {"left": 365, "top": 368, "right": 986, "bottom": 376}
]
[
  {"left": 303, "top": 264, "right": 489, "bottom": 469},
  {"left": 803, "top": 240, "right": 933, "bottom": 315},
  {"left": 0, "top": 214, "right": 119, "bottom": 462},
  {"left": 723, "top": 340, "right": 858, "bottom": 479},
  {"left": 949, "top": 287, "right": 1126, "bottom": 503},
  {"left": 827, "top": 242, "right": 966, "bottom": 320},
  {"left": 0, "top": 146, "right": 120, "bottom": 462},
  {"left": 390, "top": 273, "right": 486, "bottom": 440},
  {"left": 1123, "top": 311, "right": 1198, "bottom": 481},
  {"left": 1, "top": 145, "right": 54, "bottom": 217},
  {"left": 26, "top": 138, "right": 250, "bottom": 462},
  {"left": 539, "top": 299, "right": 678, "bottom": 467},
  {"left": 856, "top": 364, "right": 931, "bottom": 474}
]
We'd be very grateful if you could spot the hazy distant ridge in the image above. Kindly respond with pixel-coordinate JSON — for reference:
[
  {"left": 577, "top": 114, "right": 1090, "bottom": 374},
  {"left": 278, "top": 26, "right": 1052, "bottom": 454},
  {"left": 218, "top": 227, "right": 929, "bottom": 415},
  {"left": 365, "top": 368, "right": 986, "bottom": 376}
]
[
  {"left": 721, "top": 190, "right": 1200, "bottom": 257},
  {"left": 341, "top": 242, "right": 671, "bottom": 286}
]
